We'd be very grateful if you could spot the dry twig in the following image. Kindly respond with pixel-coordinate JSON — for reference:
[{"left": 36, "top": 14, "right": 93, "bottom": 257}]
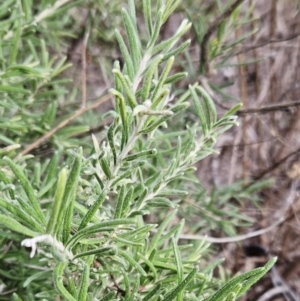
[
  {"left": 234, "top": 32, "right": 300, "bottom": 56},
  {"left": 18, "top": 94, "right": 111, "bottom": 158},
  {"left": 200, "top": 0, "right": 246, "bottom": 75}
]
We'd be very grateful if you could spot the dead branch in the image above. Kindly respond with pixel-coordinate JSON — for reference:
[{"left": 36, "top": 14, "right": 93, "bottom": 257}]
[
  {"left": 18, "top": 94, "right": 111, "bottom": 158},
  {"left": 253, "top": 147, "right": 300, "bottom": 181},
  {"left": 238, "top": 101, "right": 300, "bottom": 115},
  {"left": 234, "top": 32, "right": 300, "bottom": 56},
  {"left": 200, "top": 0, "right": 246, "bottom": 75},
  {"left": 200, "top": 76, "right": 300, "bottom": 115}
]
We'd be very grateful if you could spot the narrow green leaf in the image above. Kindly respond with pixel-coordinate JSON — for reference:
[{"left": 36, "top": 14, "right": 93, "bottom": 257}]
[
  {"left": 133, "top": 186, "right": 148, "bottom": 210},
  {"left": 140, "top": 103, "right": 189, "bottom": 134},
  {"left": 142, "top": 55, "right": 163, "bottom": 102},
  {"left": 42, "top": 102, "right": 58, "bottom": 126},
  {"left": 115, "top": 30, "right": 134, "bottom": 80},
  {"left": 100, "top": 158, "right": 112, "bottom": 180},
  {"left": 217, "top": 21, "right": 226, "bottom": 43},
  {"left": 124, "top": 149, "right": 157, "bottom": 161},
  {"left": 151, "top": 56, "right": 174, "bottom": 104},
  {"left": 22, "top": 0, "right": 31, "bottom": 20},
  {"left": 162, "top": 40, "right": 191, "bottom": 62},
  {"left": 51, "top": 57, "right": 72, "bottom": 78},
  {"left": 155, "top": 0, "right": 162, "bottom": 17},
  {"left": 38, "top": 178, "right": 56, "bottom": 198},
  {"left": 78, "top": 189, "right": 108, "bottom": 231},
  {"left": 113, "top": 235, "right": 143, "bottom": 247},
  {"left": 157, "top": 222, "right": 183, "bottom": 247},
  {"left": 15, "top": 196, "right": 39, "bottom": 226},
  {"left": 128, "top": 209, "right": 150, "bottom": 218},
  {"left": 74, "top": 246, "right": 117, "bottom": 259},
  {"left": 40, "top": 39, "right": 48, "bottom": 67},
  {"left": 0, "top": 214, "right": 38, "bottom": 237},
  {"left": 164, "top": 267, "right": 198, "bottom": 301},
  {"left": 78, "top": 262, "right": 90, "bottom": 301},
  {"left": 152, "top": 20, "right": 191, "bottom": 55},
  {"left": 118, "top": 250, "right": 147, "bottom": 276},
  {"left": 46, "top": 168, "right": 67, "bottom": 234},
  {"left": 263, "top": 257, "right": 277, "bottom": 272},
  {"left": 146, "top": 197, "right": 175, "bottom": 208},
  {"left": 57, "top": 125, "right": 89, "bottom": 139},
  {"left": 131, "top": 273, "right": 140, "bottom": 299},
  {"left": 138, "top": 252, "right": 158, "bottom": 281},
  {"left": 0, "top": 85, "right": 30, "bottom": 94},
  {"left": 68, "top": 278, "right": 78, "bottom": 299},
  {"left": 53, "top": 263, "right": 77, "bottom": 301},
  {"left": 67, "top": 227, "right": 114, "bottom": 247},
  {"left": 142, "top": 283, "right": 161, "bottom": 301},
  {"left": 225, "top": 292, "right": 236, "bottom": 301},
  {"left": 128, "top": 0, "right": 137, "bottom": 29},
  {"left": 204, "top": 267, "right": 265, "bottom": 301},
  {"left": 0, "top": 169, "right": 15, "bottom": 199},
  {"left": 172, "top": 238, "right": 183, "bottom": 283},
  {"left": 165, "top": 72, "right": 187, "bottom": 85},
  {"left": 9, "top": 19, "right": 21, "bottom": 65},
  {"left": 222, "top": 103, "right": 242, "bottom": 118},
  {"left": 53, "top": 148, "right": 82, "bottom": 237},
  {"left": 196, "top": 85, "right": 217, "bottom": 126},
  {"left": 107, "top": 120, "right": 117, "bottom": 166},
  {"left": 68, "top": 223, "right": 119, "bottom": 249},
  {"left": 149, "top": 89, "right": 168, "bottom": 110},
  {"left": 0, "top": 199, "right": 43, "bottom": 232},
  {"left": 23, "top": 270, "right": 51, "bottom": 287},
  {"left": 62, "top": 188, "right": 76, "bottom": 244},
  {"left": 111, "top": 161, "right": 146, "bottom": 187},
  {"left": 231, "top": 283, "right": 243, "bottom": 297},
  {"left": 4, "top": 157, "right": 45, "bottom": 225},
  {"left": 147, "top": 8, "right": 163, "bottom": 50},
  {"left": 113, "top": 60, "right": 122, "bottom": 94},
  {"left": 142, "top": 0, "right": 153, "bottom": 37},
  {"left": 123, "top": 270, "right": 130, "bottom": 298},
  {"left": 114, "top": 185, "right": 125, "bottom": 219},
  {"left": 148, "top": 209, "right": 177, "bottom": 255},
  {"left": 4, "top": 65, "right": 45, "bottom": 78},
  {"left": 118, "top": 224, "right": 155, "bottom": 240},
  {"left": 189, "top": 85, "right": 207, "bottom": 135},
  {"left": 12, "top": 293, "right": 23, "bottom": 301},
  {"left": 0, "top": 137, "right": 18, "bottom": 147},
  {"left": 122, "top": 8, "right": 141, "bottom": 72},
  {"left": 237, "top": 257, "right": 277, "bottom": 298},
  {"left": 120, "top": 186, "right": 134, "bottom": 217},
  {"left": 113, "top": 69, "right": 137, "bottom": 108},
  {"left": 43, "top": 151, "right": 59, "bottom": 187},
  {"left": 110, "top": 89, "right": 129, "bottom": 146},
  {"left": 162, "top": 0, "right": 181, "bottom": 24}
]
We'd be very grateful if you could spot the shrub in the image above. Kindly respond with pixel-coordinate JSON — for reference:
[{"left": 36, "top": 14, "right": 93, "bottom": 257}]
[{"left": 0, "top": 0, "right": 275, "bottom": 300}]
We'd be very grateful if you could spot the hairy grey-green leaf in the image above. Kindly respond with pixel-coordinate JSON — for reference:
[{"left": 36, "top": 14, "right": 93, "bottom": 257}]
[
  {"left": 114, "top": 185, "right": 125, "bottom": 219},
  {"left": 142, "top": 0, "right": 153, "bottom": 37},
  {"left": 147, "top": 8, "right": 163, "bottom": 50},
  {"left": 140, "top": 103, "right": 189, "bottom": 134},
  {"left": 163, "top": 267, "right": 197, "bottom": 301},
  {"left": 121, "top": 8, "right": 141, "bottom": 73},
  {"left": 121, "top": 186, "right": 134, "bottom": 217},
  {"left": 142, "top": 54, "right": 163, "bottom": 102},
  {"left": 4, "top": 156, "right": 45, "bottom": 225}
]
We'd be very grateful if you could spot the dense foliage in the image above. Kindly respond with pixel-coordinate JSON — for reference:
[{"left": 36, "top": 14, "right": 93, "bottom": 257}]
[{"left": 0, "top": 1, "right": 275, "bottom": 300}]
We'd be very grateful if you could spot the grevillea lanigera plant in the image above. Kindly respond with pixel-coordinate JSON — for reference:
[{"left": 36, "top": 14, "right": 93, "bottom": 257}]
[{"left": 0, "top": 0, "right": 275, "bottom": 300}]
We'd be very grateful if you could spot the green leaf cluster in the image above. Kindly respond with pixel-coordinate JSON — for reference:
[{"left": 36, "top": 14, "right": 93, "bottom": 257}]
[{"left": 0, "top": 0, "right": 275, "bottom": 300}]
